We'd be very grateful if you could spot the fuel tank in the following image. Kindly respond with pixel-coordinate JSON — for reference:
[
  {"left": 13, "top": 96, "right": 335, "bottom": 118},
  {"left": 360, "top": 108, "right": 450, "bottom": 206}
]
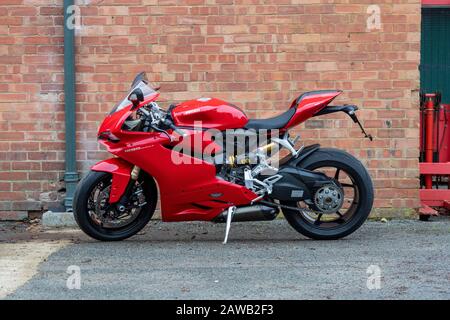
[{"left": 171, "top": 97, "right": 248, "bottom": 131}]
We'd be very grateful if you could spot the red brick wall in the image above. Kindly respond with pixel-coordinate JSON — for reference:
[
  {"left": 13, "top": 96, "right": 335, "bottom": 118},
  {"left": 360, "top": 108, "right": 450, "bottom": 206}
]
[
  {"left": 0, "top": 1, "right": 65, "bottom": 217},
  {"left": 0, "top": 0, "right": 421, "bottom": 218}
]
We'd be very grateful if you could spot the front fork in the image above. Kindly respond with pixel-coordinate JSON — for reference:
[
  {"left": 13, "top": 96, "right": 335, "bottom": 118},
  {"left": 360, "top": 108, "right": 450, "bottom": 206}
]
[{"left": 115, "top": 165, "right": 141, "bottom": 212}]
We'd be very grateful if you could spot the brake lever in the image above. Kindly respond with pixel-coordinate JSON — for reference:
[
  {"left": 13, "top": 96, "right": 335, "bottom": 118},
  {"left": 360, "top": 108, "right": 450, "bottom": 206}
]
[
  {"left": 171, "top": 126, "right": 187, "bottom": 138},
  {"left": 150, "top": 124, "right": 172, "bottom": 142},
  {"left": 161, "top": 118, "right": 187, "bottom": 139}
]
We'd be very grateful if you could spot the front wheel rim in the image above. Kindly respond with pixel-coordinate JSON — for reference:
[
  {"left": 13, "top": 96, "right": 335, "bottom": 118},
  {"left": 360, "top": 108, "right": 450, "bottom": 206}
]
[{"left": 86, "top": 176, "right": 147, "bottom": 230}]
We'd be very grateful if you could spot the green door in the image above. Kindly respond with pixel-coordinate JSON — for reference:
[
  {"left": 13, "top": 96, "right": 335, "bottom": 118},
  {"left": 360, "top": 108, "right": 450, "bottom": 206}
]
[{"left": 421, "top": 7, "right": 450, "bottom": 103}]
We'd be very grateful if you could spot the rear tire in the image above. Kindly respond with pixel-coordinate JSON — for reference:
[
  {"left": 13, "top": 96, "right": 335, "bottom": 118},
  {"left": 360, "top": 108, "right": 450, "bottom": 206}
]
[
  {"left": 282, "top": 148, "right": 374, "bottom": 240},
  {"left": 73, "top": 170, "right": 157, "bottom": 241}
]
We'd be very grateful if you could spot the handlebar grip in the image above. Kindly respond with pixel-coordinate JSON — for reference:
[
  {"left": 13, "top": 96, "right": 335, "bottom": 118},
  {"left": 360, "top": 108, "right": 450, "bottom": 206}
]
[
  {"left": 167, "top": 122, "right": 187, "bottom": 137},
  {"left": 172, "top": 126, "right": 187, "bottom": 137}
]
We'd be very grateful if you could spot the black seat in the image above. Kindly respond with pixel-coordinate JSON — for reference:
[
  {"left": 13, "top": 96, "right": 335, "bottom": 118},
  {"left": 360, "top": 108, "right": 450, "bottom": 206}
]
[
  {"left": 243, "top": 90, "right": 341, "bottom": 130},
  {"left": 244, "top": 107, "right": 296, "bottom": 130}
]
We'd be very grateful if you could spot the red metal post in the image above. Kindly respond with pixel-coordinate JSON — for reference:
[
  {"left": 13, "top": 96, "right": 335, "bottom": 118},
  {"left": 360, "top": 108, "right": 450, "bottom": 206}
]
[{"left": 424, "top": 94, "right": 436, "bottom": 189}]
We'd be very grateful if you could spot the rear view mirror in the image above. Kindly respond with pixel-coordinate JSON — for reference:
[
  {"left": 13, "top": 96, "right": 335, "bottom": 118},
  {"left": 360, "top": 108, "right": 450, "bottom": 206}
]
[{"left": 128, "top": 88, "right": 144, "bottom": 108}]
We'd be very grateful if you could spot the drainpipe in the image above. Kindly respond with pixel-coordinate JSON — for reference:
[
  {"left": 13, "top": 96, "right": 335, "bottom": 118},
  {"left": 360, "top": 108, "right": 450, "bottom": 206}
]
[{"left": 63, "top": 0, "right": 79, "bottom": 210}]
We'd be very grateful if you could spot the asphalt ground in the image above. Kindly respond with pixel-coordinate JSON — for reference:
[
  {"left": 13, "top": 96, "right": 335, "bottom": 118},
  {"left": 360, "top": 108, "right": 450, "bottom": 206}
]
[{"left": 1, "top": 218, "right": 449, "bottom": 299}]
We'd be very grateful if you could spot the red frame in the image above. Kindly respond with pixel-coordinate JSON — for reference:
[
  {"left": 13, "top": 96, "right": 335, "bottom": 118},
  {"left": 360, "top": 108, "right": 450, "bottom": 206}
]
[
  {"left": 92, "top": 91, "right": 341, "bottom": 222},
  {"left": 419, "top": 162, "right": 450, "bottom": 207}
]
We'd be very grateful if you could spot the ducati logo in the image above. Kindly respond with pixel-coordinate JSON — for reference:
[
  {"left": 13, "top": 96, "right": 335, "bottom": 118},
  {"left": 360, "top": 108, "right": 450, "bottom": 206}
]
[{"left": 124, "top": 147, "right": 142, "bottom": 153}]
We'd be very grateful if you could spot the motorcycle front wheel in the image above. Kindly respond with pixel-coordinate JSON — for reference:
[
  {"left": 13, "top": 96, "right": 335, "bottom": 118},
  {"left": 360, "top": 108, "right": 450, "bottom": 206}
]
[
  {"left": 281, "top": 148, "right": 374, "bottom": 240},
  {"left": 73, "top": 170, "right": 157, "bottom": 241}
]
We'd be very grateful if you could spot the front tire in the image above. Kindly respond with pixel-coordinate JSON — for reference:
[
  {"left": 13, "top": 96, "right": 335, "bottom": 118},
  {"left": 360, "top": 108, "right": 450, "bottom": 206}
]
[
  {"left": 73, "top": 170, "right": 157, "bottom": 241},
  {"left": 282, "top": 148, "right": 374, "bottom": 240}
]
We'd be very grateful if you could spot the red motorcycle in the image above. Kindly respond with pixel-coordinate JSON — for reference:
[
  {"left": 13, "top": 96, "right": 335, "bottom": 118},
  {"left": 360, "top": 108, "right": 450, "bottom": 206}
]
[{"left": 73, "top": 72, "right": 374, "bottom": 242}]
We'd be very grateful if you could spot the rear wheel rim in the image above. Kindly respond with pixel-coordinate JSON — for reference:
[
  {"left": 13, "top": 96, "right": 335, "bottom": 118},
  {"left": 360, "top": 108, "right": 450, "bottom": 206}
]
[{"left": 297, "top": 165, "right": 360, "bottom": 229}]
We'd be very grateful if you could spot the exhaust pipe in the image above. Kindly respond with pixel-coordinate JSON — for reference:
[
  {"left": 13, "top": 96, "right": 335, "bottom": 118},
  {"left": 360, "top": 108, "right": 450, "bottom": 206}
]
[{"left": 213, "top": 205, "right": 279, "bottom": 223}]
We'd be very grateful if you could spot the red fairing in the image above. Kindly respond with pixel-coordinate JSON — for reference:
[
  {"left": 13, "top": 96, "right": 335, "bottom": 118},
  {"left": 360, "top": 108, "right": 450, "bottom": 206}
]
[
  {"left": 283, "top": 90, "right": 342, "bottom": 129},
  {"left": 171, "top": 97, "right": 248, "bottom": 130},
  {"left": 172, "top": 128, "right": 224, "bottom": 156},
  {"left": 97, "top": 133, "right": 257, "bottom": 221}
]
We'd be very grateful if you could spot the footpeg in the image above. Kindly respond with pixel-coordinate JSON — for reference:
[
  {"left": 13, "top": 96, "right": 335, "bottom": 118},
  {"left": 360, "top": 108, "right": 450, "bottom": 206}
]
[{"left": 223, "top": 206, "right": 236, "bottom": 244}]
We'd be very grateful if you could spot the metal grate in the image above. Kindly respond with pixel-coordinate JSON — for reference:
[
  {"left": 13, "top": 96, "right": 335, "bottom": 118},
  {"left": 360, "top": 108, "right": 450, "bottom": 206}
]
[{"left": 420, "top": 8, "right": 450, "bottom": 104}]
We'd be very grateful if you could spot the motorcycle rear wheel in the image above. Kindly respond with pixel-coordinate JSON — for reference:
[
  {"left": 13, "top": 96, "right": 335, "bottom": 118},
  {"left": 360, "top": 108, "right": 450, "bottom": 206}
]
[
  {"left": 73, "top": 170, "right": 157, "bottom": 241},
  {"left": 281, "top": 148, "right": 374, "bottom": 240}
]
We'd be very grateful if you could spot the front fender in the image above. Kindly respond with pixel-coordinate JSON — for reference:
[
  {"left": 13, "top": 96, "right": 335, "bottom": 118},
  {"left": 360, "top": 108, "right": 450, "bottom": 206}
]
[{"left": 91, "top": 158, "right": 133, "bottom": 203}]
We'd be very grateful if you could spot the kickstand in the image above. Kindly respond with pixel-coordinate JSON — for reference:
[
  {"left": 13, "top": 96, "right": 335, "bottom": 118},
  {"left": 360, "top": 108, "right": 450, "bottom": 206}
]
[{"left": 223, "top": 206, "right": 236, "bottom": 244}]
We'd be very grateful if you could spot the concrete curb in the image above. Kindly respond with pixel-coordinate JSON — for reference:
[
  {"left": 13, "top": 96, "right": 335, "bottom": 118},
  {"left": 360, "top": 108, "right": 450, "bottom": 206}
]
[{"left": 42, "top": 211, "right": 77, "bottom": 228}]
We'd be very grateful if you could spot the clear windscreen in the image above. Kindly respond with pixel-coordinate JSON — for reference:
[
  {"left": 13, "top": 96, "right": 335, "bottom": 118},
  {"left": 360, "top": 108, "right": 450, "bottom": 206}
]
[{"left": 109, "top": 72, "right": 157, "bottom": 114}]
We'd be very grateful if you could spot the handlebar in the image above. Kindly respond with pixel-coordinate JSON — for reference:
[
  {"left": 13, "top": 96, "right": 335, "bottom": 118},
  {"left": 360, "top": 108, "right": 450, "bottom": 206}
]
[
  {"left": 138, "top": 105, "right": 187, "bottom": 138},
  {"left": 162, "top": 117, "right": 187, "bottom": 137},
  {"left": 168, "top": 122, "right": 187, "bottom": 137}
]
